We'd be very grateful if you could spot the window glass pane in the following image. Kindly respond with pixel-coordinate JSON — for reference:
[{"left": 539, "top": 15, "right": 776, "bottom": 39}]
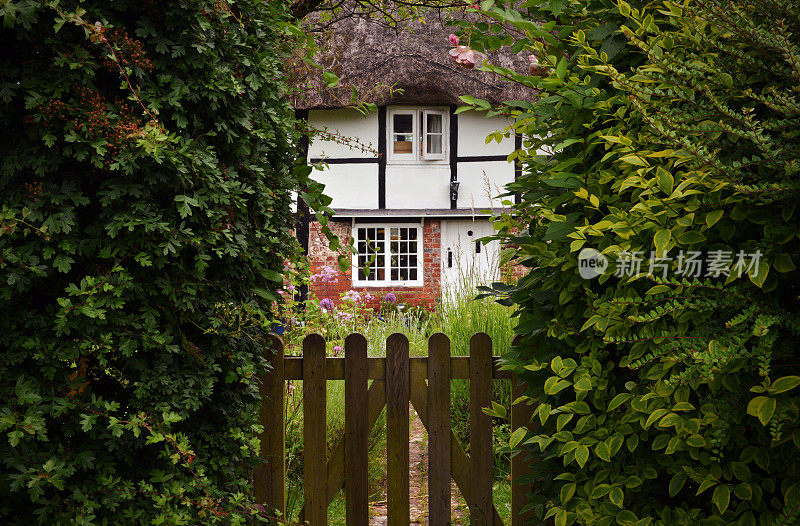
[
  {"left": 356, "top": 226, "right": 386, "bottom": 282},
  {"left": 427, "top": 134, "right": 443, "bottom": 154},
  {"left": 393, "top": 114, "right": 413, "bottom": 154},
  {"left": 409, "top": 269, "right": 417, "bottom": 280},
  {"left": 394, "top": 114, "right": 413, "bottom": 133},
  {"left": 427, "top": 113, "right": 443, "bottom": 133}
]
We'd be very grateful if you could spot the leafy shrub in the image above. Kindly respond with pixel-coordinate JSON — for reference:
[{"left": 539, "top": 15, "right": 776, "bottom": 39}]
[
  {"left": 0, "top": 1, "right": 305, "bottom": 522},
  {"left": 458, "top": 0, "right": 800, "bottom": 524}
]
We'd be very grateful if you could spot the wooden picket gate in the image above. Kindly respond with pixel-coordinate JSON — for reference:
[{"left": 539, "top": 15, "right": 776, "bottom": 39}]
[{"left": 253, "top": 332, "right": 535, "bottom": 525}]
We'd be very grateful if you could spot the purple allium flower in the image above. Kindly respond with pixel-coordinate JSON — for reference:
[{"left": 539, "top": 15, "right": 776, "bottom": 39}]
[
  {"left": 384, "top": 293, "right": 397, "bottom": 303},
  {"left": 319, "top": 298, "right": 334, "bottom": 310}
]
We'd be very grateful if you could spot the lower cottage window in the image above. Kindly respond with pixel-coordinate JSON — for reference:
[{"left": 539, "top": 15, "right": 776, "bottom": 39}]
[{"left": 353, "top": 224, "right": 423, "bottom": 286}]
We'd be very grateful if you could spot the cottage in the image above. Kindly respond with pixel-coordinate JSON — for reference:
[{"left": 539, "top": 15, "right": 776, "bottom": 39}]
[{"left": 292, "top": 15, "right": 535, "bottom": 309}]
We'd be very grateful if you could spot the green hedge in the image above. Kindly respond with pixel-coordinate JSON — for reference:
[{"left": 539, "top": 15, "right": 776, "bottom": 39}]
[
  {"left": 459, "top": 0, "right": 800, "bottom": 524},
  {"left": 0, "top": 1, "right": 301, "bottom": 522}
]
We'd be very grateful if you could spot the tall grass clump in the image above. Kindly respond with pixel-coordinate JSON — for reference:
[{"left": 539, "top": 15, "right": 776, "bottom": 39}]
[{"left": 440, "top": 263, "right": 516, "bottom": 480}]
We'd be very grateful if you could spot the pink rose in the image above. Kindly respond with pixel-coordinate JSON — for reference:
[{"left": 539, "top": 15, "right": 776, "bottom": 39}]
[
  {"left": 449, "top": 34, "right": 459, "bottom": 46},
  {"left": 449, "top": 46, "right": 478, "bottom": 69}
]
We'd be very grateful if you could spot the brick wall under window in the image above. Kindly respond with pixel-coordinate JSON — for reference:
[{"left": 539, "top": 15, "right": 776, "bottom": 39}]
[{"left": 308, "top": 219, "right": 442, "bottom": 310}]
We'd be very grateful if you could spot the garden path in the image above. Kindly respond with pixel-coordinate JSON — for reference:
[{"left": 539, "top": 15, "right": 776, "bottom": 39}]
[{"left": 368, "top": 405, "right": 468, "bottom": 525}]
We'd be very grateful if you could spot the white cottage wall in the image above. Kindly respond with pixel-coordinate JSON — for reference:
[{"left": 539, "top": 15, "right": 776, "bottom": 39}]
[
  {"left": 385, "top": 164, "right": 451, "bottom": 209},
  {"left": 456, "top": 112, "right": 514, "bottom": 156},
  {"left": 312, "top": 164, "right": 379, "bottom": 209},
  {"left": 455, "top": 161, "right": 515, "bottom": 210},
  {"left": 307, "top": 109, "right": 378, "bottom": 159}
]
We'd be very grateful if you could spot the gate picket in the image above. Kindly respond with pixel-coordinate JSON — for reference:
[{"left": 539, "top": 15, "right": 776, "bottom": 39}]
[
  {"left": 386, "top": 333, "right": 410, "bottom": 526},
  {"left": 428, "top": 333, "right": 451, "bottom": 525},
  {"left": 470, "top": 333, "right": 494, "bottom": 525},
  {"left": 345, "top": 334, "right": 369, "bottom": 525},
  {"left": 303, "top": 334, "right": 327, "bottom": 525}
]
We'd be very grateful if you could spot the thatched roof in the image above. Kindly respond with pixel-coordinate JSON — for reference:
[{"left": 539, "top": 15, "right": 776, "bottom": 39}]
[{"left": 289, "top": 15, "right": 537, "bottom": 109}]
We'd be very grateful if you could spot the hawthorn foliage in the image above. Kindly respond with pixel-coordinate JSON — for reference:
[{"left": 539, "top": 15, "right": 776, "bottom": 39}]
[
  {"left": 0, "top": 0, "right": 307, "bottom": 522},
  {"left": 459, "top": 0, "right": 800, "bottom": 524}
]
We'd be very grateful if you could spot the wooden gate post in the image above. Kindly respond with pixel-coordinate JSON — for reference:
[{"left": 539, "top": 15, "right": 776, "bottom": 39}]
[
  {"left": 470, "top": 332, "right": 494, "bottom": 525},
  {"left": 303, "top": 334, "right": 328, "bottom": 525},
  {"left": 386, "top": 333, "right": 410, "bottom": 526},
  {"left": 511, "top": 375, "right": 535, "bottom": 525},
  {"left": 255, "top": 334, "right": 285, "bottom": 524},
  {"left": 511, "top": 335, "right": 536, "bottom": 526}
]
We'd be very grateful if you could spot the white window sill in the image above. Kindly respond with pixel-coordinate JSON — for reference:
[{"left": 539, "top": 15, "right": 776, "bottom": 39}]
[{"left": 352, "top": 281, "right": 424, "bottom": 288}]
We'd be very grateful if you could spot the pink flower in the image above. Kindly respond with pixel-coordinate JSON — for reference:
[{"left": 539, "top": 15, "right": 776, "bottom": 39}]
[
  {"left": 333, "top": 345, "right": 343, "bottom": 356},
  {"left": 343, "top": 290, "right": 362, "bottom": 303},
  {"left": 287, "top": 283, "right": 295, "bottom": 292},
  {"left": 309, "top": 265, "right": 339, "bottom": 284},
  {"left": 449, "top": 34, "right": 459, "bottom": 46},
  {"left": 449, "top": 46, "right": 479, "bottom": 69},
  {"left": 529, "top": 54, "right": 539, "bottom": 67}
]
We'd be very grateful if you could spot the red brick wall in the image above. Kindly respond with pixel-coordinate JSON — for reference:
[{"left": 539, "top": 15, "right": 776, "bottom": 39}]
[{"left": 308, "top": 219, "right": 442, "bottom": 311}]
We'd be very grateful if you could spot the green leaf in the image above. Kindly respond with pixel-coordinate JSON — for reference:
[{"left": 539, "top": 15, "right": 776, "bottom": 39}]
[
  {"left": 686, "top": 434, "right": 706, "bottom": 448},
  {"left": 538, "top": 403, "right": 551, "bottom": 425},
  {"left": 596, "top": 442, "right": 611, "bottom": 462},
  {"left": 705, "top": 210, "right": 724, "bottom": 227},
  {"left": 653, "top": 229, "right": 671, "bottom": 254},
  {"left": 669, "top": 472, "right": 687, "bottom": 497},
  {"left": 645, "top": 408, "right": 669, "bottom": 429},
  {"left": 509, "top": 427, "right": 527, "bottom": 449},
  {"left": 713, "top": 484, "right": 730, "bottom": 514},
  {"left": 322, "top": 71, "right": 339, "bottom": 87},
  {"left": 609, "top": 487, "right": 624, "bottom": 508},
  {"left": 769, "top": 376, "right": 800, "bottom": 394},
  {"left": 607, "top": 393, "right": 631, "bottom": 411},
  {"left": 575, "top": 445, "right": 589, "bottom": 468},
  {"left": 774, "top": 253, "right": 796, "bottom": 273},
  {"left": 657, "top": 168, "right": 673, "bottom": 194},
  {"left": 677, "top": 231, "right": 705, "bottom": 245},
  {"left": 734, "top": 483, "right": 752, "bottom": 500},
  {"left": 556, "top": 57, "right": 568, "bottom": 79},
  {"left": 747, "top": 396, "right": 776, "bottom": 425},
  {"left": 561, "top": 482, "right": 576, "bottom": 504},
  {"left": 696, "top": 478, "right": 717, "bottom": 496},
  {"left": 748, "top": 261, "right": 769, "bottom": 288}
]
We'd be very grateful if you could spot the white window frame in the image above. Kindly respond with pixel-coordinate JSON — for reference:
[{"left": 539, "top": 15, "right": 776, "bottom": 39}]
[
  {"left": 387, "top": 107, "right": 448, "bottom": 164},
  {"left": 422, "top": 110, "right": 447, "bottom": 161},
  {"left": 352, "top": 222, "right": 424, "bottom": 287}
]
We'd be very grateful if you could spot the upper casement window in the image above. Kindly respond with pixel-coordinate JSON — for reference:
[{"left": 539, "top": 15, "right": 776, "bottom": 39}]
[{"left": 388, "top": 108, "right": 448, "bottom": 162}]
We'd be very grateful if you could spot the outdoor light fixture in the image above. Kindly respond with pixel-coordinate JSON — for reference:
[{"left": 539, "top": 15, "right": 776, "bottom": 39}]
[{"left": 450, "top": 180, "right": 460, "bottom": 202}]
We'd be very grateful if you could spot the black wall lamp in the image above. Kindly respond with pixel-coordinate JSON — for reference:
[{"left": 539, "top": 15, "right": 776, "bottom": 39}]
[{"left": 450, "top": 180, "right": 460, "bottom": 202}]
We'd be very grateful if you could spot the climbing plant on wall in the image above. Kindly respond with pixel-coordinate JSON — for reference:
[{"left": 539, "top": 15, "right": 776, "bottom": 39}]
[
  {"left": 457, "top": 0, "right": 800, "bottom": 524},
  {"left": 0, "top": 0, "right": 315, "bottom": 522}
]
